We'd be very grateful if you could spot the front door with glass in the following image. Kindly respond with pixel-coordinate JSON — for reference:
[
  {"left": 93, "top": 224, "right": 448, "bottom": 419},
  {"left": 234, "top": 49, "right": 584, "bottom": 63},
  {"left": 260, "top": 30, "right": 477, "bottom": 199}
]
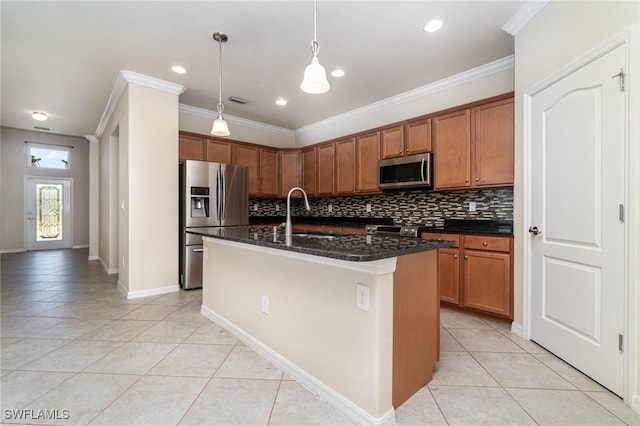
[{"left": 26, "top": 178, "right": 72, "bottom": 250}]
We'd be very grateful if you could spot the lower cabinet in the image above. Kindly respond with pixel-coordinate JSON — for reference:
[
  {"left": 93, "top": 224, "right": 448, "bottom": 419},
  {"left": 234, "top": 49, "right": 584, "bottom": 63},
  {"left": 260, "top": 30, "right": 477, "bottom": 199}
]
[{"left": 422, "top": 232, "right": 513, "bottom": 319}]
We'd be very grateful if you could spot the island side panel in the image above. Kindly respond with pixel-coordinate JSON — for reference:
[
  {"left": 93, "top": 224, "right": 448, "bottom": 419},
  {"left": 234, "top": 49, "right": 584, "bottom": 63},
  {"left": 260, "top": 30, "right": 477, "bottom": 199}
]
[
  {"left": 201, "top": 238, "right": 396, "bottom": 419},
  {"left": 392, "top": 250, "right": 439, "bottom": 408}
]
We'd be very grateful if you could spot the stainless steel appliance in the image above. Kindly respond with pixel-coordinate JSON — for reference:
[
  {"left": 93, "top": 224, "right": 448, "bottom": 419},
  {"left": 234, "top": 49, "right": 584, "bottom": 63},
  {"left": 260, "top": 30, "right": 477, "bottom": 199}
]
[
  {"left": 179, "top": 160, "right": 248, "bottom": 289},
  {"left": 378, "top": 152, "right": 432, "bottom": 190}
]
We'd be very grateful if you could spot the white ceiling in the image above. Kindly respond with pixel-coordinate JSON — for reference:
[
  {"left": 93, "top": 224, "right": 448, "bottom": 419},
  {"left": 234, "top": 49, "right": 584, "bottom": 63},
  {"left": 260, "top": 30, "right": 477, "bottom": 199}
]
[{"left": 1, "top": 1, "right": 524, "bottom": 138}]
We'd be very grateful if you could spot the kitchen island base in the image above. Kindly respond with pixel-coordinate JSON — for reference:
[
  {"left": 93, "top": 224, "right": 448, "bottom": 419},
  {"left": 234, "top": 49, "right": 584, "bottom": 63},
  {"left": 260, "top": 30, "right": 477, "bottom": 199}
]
[{"left": 201, "top": 237, "right": 439, "bottom": 425}]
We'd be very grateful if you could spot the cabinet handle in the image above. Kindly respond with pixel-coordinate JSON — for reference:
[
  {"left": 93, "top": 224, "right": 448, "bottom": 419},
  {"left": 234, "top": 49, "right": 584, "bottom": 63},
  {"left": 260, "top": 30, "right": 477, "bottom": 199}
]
[
  {"left": 465, "top": 178, "right": 470, "bottom": 183},
  {"left": 454, "top": 254, "right": 458, "bottom": 259},
  {"left": 464, "top": 255, "right": 468, "bottom": 260},
  {"left": 483, "top": 241, "right": 488, "bottom": 246},
  {"left": 475, "top": 177, "right": 480, "bottom": 182}
]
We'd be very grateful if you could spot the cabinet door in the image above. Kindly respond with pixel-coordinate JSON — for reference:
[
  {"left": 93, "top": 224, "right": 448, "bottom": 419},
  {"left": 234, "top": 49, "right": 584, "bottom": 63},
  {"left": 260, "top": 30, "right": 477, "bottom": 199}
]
[
  {"left": 317, "top": 143, "right": 335, "bottom": 195},
  {"left": 336, "top": 138, "right": 356, "bottom": 194},
  {"left": 405, "top": 118, "right": 431, "bottom": 155},
  {"left": 356, "top": 131, "right": 381, "bottom": 193},
  {"left": 438, "top": 248, "right": 460, "bottom": 305},
  {"left": 280, "top": 150, "right": 300, "bottom": 197},
  {"left": 179, "top": 135, "right": 204, "bottom": 161},
  {"left": 433, "top": 109, "right": 471, "bottom": 190},
  {"left": 205, "top": 138, "right": 234, "bottom": 164},
  {"left": 381, "top": 126, "right": 405, "bottom": 159},
  {"left": 463, "top": 250, "right": 512, "bottom": 318},
  {"left": 235, "top": 145, "right": 260, "bottom": 196},
  {"left": 473, "top": 98, "right": 514, "bottom": 186},
  {"left": 301, "top": 147, "right": 317, "bottom": 195},
  {"left": 259, "top": 148, "right": 279, "bottom": 197}
]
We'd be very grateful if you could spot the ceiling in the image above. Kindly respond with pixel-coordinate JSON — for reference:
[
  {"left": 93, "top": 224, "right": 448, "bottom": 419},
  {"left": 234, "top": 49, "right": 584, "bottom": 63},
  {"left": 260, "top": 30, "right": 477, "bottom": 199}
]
[{"left": 1, "top": 1, "right": 524, "bottom": 138}]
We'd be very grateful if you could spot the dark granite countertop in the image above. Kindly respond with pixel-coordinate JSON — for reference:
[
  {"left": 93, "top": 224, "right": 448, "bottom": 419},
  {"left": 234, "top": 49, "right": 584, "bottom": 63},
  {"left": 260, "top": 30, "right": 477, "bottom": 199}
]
[
  {"left": 188, "top": 226, "right": 453, "bottom": 262},
  {"left": 249, "top": 216, "right": 394, "bottom": 227},
  {"left": 421, "top": 219, "right": 513, "bottom": 236}
]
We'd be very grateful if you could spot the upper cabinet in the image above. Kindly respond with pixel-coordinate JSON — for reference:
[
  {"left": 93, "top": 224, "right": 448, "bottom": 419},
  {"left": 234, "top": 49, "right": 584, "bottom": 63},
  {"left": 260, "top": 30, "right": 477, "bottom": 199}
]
[
  {"left": 179, "top": 134, "right": 205, "bottom": 161},
  {"left": 317, "top": 143, "right": 336, "bottom": 196},
  {"left": 280, "top": 150, "right": 301, "bottom": 197},
  {"left": 259, "top": 147, "right": 280, "bottom": 197},
  {"left": 433, "top": 96, "right": 513, "bottom": 190},
  {"left": 473, "top": 98, "right": 514, "bottom": 187},
  {"left": 336, "top": 137, "right": 356, "bottom": 195},
  {"left": 235, "top": 144, "right": 260, "bottom": 196},
  {"left": 205, "top": 138, "right": 234, "bottom": 164},
  {"left": 301, "top": 147, "right": 317, "bottom": 196},
  {"left": 356, "top": 131, "right": 381, "bottom": 193},
  {"left": 381, "top": 119, "right": 431, "bottom": 159}
]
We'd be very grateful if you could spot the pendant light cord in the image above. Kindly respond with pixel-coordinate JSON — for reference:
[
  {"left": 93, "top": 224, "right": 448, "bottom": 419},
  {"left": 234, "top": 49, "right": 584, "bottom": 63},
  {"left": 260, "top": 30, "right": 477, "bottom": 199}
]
[
  {"left": 217, "top": 37, "right": 224, "bottom": 115},
  {"left": 311, "top": 0, "right": 319, "bottom": 56}
]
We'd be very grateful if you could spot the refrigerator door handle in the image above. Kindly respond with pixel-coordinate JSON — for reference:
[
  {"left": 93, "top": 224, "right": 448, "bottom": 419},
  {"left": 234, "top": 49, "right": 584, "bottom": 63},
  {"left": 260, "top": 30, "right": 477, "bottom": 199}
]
[
  {"left": 220, "top": 166, "right": 226, "bottom": 220},
  {"left": 216, "top": 164, "right": 223, "bottom": 220}
]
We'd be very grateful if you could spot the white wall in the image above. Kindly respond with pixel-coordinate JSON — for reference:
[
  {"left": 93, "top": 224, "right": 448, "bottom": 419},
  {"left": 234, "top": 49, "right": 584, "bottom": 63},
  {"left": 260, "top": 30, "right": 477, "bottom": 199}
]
[
  {"left": 513, "top": 0, "right": 639, "bottom": 408},
  {"left": 0, "top": 127, "right": 90, "bottom": 252}
]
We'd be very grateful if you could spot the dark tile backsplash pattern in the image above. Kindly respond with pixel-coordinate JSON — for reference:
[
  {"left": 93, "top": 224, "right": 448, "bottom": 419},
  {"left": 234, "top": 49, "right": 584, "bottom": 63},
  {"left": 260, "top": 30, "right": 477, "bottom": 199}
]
[{"left": 250, "top": 188, "right": 513, "bottom": 226}]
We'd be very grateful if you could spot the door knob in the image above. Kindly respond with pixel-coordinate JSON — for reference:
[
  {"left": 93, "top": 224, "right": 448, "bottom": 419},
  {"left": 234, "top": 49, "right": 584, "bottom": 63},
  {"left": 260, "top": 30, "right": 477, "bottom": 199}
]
[{"left": 528, "top": 226, "right": 541, "bottom": 235}]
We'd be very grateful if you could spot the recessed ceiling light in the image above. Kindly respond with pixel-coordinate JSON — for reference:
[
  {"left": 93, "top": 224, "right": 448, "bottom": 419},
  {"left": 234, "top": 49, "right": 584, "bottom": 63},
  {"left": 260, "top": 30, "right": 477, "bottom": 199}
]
[
  {"left": 171, "top": 65, "right": 187, "bottom": 74},
  {"left": 331, "top": 69, "right": 345, "bottom": 78},
  {"left": 275, "top": 98, "right": 288, "bottom": 106},
  {"left": 32, "top": 111, "right": 48, "bottom": 121},
  {"left": 424, "top": 18, "right": 444, "bottom": 33}
]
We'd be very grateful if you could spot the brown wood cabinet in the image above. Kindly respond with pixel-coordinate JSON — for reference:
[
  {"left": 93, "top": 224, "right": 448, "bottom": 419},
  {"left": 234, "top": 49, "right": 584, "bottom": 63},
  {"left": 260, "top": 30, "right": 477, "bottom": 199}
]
[
  {"left": 317, "top": 143, "right": 335, "bottom": 195},
  {"left": 280, "top": 150, "right": 300, "bottom": 197},
  {"left": 422, "top": 232, "right": 513, "bottom": 319},
  {"left": 259, "top": 148, "right": 279, "bottom": 197},
  {"left": 336, "top": 138, "right": 356, "bottom": 194},
  {"left": 356, "top": 131, "right": 381, "bottom": 193},
  {"left": 433, "top": 97, "right": 513, "bottom": 190},
  {"left": 179, "top": 134, "right": 205, "bottom": 161},
  {"left": 301, "top": 147, "right": 317, "bottom": 196},
  {"left": 405, "top": 118, "right": 432, "bottom": 156},
  {"left": 205, "top": 138, "right": 234, "bottom": 164},
  {"left": 381, "top": 126, "right": 405, "bottom": 159},
  {"left": 473, "top": 98, "right": 514, "bottom": 186},
  {"left": 235, "top": 144, "right": 260, "bottom": 196}
]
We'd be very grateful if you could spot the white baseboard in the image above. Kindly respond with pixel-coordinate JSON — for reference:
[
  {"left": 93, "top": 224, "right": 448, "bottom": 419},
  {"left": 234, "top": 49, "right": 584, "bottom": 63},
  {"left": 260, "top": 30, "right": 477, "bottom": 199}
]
[
  {"left": 88, "top": 255, "right": 99, "bottom": 261},
  {"left": 96, "top": 257, "right": 118, "bottom": 274},
  {"left": 510, "top": 321, "right": 524, "bottom": 338},
  {"left": 0, "top": 248, "right": 26, "bottom": 254},
  {"left": 200, "top": 305, "right": 397, "bottom": 426},
  {"left": 118, "top": 282, "right": 180, "bottom": 300},
  {"left": 72, "top": 244, "right": 89, "bottom": 249},
  {"left": 632, "top": 394, "right": 640, "bottom": 415}
]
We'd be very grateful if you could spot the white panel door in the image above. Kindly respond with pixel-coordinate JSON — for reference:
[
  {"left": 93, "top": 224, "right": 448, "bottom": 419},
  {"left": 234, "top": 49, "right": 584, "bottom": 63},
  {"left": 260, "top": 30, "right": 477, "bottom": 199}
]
[
  {"left": 26, "top": 178, "right": 72, "bottom": 250},
  {"left": 529, "top": 44, "right": 625, "bottom": 395}
]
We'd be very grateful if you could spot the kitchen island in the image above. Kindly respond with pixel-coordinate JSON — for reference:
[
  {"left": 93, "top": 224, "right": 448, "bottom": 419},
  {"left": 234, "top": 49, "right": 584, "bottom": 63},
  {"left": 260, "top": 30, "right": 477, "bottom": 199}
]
[{"left": 191, "top": 226, "right": 452, "bottom": 425}]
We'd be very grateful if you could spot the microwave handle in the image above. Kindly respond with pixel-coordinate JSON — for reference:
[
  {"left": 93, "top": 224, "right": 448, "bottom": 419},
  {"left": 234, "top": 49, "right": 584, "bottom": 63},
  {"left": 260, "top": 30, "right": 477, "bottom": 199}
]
[{"left": 420, "top": 156, "right": 426, "bottom": 183}]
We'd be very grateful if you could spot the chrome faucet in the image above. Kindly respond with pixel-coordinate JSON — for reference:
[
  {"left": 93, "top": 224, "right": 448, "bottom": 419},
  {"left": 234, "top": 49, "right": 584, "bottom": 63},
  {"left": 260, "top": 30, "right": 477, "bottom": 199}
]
[{"left": 285, "top": 186, "right": 311, "bottom": 246}]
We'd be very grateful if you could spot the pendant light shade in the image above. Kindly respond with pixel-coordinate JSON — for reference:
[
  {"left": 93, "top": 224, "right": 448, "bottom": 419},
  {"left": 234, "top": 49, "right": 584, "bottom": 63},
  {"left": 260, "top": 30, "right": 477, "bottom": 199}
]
[
  {"left": 211, "top": 32, "right": 230, "bottom": 137},
  {"left": 300, "top": 0, "right": 330, "bottom": 94}
]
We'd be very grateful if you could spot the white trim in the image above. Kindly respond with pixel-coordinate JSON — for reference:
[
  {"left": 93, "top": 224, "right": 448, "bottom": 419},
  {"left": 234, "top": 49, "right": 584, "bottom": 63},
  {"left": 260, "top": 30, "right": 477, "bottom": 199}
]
[
  {"left": 202, "top": 236, "right": 397, "bottom": 275},
  {"left": 522, "top": 28, "right": 637, "bottom": 406},
  {"left": 632, "top": 394, "right": 640, "bottom": 415},
  {"left": 72, "top": 244, "right": 89, "bottom": 249},
  {"left": 0, "top": 248, "right": 26, "bottom": 254},
  {"left": 96, "top": 71, "right": 185, "bottom": 137},
  {"left": 119, "top": 283, "right": 180, "bottom": 300},
  {"left": 502, "top": 0, "right": 550, "bottom": 36},
  {"left": 296, "top": 55, "right": 514, "bottom": 135},
  {"left": 179, "top": 104, "right": 295, "bottom": 137},
  {"left": 201, "top": 305, "right": 397, "bottom": 426},
  {"left": 510, "top": 322, "right": 524, "bottom": 338},
  {"left": 88, "top": 255, "right": 99, "bottom": 261},
  {"left": 97, "top": 256, "right": 118, "bottom": 274}
]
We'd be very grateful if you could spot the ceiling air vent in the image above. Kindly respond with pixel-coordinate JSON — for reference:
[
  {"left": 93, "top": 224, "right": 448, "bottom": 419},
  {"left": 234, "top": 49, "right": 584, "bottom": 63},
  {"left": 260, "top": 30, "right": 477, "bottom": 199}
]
[
  {"left": 33, "top": 126, "right": 51, "bottom": 131},
  {"left": 228, "top": 96, "right": 249, "bottom": 104}
]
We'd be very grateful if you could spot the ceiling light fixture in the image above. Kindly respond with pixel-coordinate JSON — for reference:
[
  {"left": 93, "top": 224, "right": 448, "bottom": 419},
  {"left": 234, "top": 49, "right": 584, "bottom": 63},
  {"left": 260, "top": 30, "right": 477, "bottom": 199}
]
[
  {"left": 424, "top": 18, "right": 444, "bottom": 33},
  {"left": 32, "top": 111, "right": 48, "bottom": 121},
  {"left": 171, "top": 65, "right": 187, "bottom": 74},
  {"left": 331, "top": 69, "right": 345, "bottom": 78},
  {"left": 300, "top": 0, "right": 330, "bottom": 94},
  {"left": 211, "top": 32, "right": 230, "bottom": 137},
  {"left": 275, "top": 98, "right": 288, "bottom": 106}
]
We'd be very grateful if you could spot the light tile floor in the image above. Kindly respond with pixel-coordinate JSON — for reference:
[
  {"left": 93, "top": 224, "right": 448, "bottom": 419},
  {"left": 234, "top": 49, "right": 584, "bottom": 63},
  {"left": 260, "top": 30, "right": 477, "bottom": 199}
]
[{"left": 1, "top": 249, "right": 638, "bottom": 425}]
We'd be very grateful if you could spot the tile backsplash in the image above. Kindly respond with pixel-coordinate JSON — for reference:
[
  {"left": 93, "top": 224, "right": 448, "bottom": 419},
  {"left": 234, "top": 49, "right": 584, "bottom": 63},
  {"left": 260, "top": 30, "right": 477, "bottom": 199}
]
[{"left": 250, "top": 188, "right": 513, "bottom": 226}]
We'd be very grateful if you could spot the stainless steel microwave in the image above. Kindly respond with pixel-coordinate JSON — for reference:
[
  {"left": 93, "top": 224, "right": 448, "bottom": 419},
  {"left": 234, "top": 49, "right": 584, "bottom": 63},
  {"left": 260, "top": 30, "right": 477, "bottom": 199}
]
[{"left": 378, "top": 153, "right": 432, "bottom": 190}]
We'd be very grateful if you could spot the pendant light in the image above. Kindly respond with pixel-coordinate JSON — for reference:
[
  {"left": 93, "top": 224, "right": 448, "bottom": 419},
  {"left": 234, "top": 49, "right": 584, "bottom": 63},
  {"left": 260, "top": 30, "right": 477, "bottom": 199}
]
[
  {"left": 300, "top": 0, "right": 330, "bottom": 94},
  {"left": 211, "top": 32, "right": 230, "bottom": 137}
]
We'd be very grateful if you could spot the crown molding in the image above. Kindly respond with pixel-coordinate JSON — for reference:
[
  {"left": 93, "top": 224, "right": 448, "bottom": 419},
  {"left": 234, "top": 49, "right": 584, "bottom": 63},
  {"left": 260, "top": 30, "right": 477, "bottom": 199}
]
[
  {"left": 95, "top": 70, "right": 186, "bottom": 137},
  {"left": 296, "top": 55, "right": 514, "bottom": 135},
  {"left": 179, "top": 104, "right": 296, "bottom": 137},
  {"left": 502, "top": 0, "right": 549, "bottom": 36}
]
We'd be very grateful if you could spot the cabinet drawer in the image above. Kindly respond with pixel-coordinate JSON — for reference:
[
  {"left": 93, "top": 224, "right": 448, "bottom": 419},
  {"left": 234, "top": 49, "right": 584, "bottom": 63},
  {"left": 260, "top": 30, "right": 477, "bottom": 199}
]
[
  {"left": 464, "top": 235, "right": 510, "bottom": 252},
  {"left": 421, "top": 232, "right": 460, "bottom": 247}
]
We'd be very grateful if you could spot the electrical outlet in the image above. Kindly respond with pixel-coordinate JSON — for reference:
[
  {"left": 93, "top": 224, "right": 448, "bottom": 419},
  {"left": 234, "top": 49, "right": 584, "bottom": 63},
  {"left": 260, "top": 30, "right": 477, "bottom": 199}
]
[
  {"left": 469, "top": 201, "right": 477, "bottom": 212},
  {"left": 356, "top": 284, "right": 369, "bottom": 311},
  {"left": 253, "top": 203, "right": 258, "bottom": 211},
  {"left": 275, "top": 204, "right": 280, "bottom": 212},
  {"left": 328, "top": 204, "right": 333, "bottom": 213},
  {"left": 366, "top": 203, "right": 372, "bottom": 213},
  {"left": 261, "top": 295, "right": 269, "bottom": 314}
]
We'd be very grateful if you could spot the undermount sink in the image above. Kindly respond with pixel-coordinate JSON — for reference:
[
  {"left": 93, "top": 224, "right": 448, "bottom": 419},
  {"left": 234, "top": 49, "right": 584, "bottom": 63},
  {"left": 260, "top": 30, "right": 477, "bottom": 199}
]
[{"left": 292, "top": 231, "right": 339, "bottom": 240}]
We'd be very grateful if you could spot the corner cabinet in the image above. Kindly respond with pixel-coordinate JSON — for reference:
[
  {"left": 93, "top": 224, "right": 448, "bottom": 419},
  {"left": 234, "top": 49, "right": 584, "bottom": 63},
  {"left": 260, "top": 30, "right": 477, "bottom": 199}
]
[
  {"left": 336, "top": 138, "right": 356, "bottom": 195},
  {"left": 235, "top": 144, "right": 260, "bottom": 196},
  {"left": 422, "top": 232, "right": 513, "bottom": 319},
  {"left": 433, "top": 97, "right": 513, "bottom": 190},
  {"left": 280, "top": 150, "right": 301, "bottom": 197},
  {"left": 301, "top": 147, "right": 317, "bottom": 196},
  {"left": 317, "top": 143, "right": 335, "bottom": 196},
  {"left": 259, "top": 148, "right": 280, "bottom": 197}
]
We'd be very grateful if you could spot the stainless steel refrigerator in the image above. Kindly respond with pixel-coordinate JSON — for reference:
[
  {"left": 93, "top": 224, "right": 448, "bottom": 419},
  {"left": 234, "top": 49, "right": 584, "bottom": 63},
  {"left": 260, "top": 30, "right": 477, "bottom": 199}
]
[{"left": 179, "top": 160, "right": 248, "bottom": 289}]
